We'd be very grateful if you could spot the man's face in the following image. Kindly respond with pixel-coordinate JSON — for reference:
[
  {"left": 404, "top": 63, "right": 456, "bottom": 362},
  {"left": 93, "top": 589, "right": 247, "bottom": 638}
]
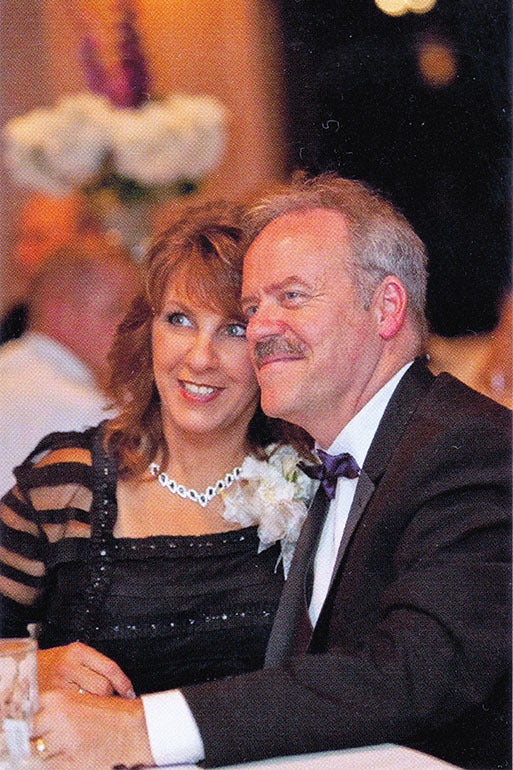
[{"left": 242, "top": 208, "right": 381, "bottom": 447}]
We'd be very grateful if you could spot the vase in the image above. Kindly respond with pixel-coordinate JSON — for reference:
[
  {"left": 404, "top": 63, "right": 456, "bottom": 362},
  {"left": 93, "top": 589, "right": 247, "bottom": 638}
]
[{"left": 99, "top": 197, "right": 153, "bottom": 262}]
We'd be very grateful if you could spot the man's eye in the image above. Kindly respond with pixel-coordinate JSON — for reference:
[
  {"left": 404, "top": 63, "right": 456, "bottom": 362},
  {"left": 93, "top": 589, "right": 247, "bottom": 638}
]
[
  {"left": 243, "top": 304, "right": 258, "bottom": 318},
  {"left": 283, "top": 290, "right": 304, "bottom": 304},
  {"left": 226, "top": 322, "right": 247, "bottom": 338},
  {"left": 165, "top": 312, "right": 192, "bottom": 327}
]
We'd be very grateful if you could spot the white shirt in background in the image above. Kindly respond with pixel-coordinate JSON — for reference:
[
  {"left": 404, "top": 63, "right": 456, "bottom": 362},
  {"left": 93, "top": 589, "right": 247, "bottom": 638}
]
[{"left": 0, "top": 332, "right": 113, "bottom": 496}]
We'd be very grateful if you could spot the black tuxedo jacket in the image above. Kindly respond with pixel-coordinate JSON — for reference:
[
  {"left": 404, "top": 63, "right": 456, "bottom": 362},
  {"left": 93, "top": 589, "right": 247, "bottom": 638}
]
[{"left": 184, "top": 361, "right": 511, "bottom": 769}]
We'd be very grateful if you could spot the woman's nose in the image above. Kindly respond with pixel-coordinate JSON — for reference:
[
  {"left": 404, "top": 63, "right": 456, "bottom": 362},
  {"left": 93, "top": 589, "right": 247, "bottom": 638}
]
[{"left": 185, "top": 333, "right": 218, "bottom": 369}]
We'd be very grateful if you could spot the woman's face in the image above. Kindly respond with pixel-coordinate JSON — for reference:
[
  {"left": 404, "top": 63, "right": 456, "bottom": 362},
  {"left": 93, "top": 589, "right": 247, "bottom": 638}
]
[{"left": 152, "top": 280, "right": 260, "bottom": 444}]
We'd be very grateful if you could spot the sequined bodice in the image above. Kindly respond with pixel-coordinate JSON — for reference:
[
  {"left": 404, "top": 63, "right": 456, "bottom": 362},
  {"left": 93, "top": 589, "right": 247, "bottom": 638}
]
[
  {"left": 31, "top": 425, "right": 284, "bottom": 696},
  {"left": 39, "top": 527, "right": 283, "bottom": 695}
]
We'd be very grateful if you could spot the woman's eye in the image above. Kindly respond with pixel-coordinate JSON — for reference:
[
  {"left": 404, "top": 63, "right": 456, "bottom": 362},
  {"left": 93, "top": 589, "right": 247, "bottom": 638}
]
[
  {"left": 225, "top": 322, "right": 247, "bottom": 338},
  {"left": 165, "top": 312, "right": 192, "bottom": 327}
]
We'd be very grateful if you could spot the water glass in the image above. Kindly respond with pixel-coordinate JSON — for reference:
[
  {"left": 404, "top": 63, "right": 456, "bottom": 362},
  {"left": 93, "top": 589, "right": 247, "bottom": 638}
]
[{"left": 0, "top": 638, "right": 40, "bottom": 769}]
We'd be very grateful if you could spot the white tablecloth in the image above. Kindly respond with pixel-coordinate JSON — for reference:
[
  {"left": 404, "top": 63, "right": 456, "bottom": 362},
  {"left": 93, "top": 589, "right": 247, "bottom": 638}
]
[{"left": 153, "top": 743, "right": 462, "bottom": 769}]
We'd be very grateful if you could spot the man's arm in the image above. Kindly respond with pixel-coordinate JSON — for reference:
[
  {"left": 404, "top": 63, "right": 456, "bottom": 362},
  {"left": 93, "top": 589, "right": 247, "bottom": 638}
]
[
  {"left": 142, "top": 689, "right": 204, "bottom": 765},
  {"left": 182, "top": 405, "right": 511, "bottom": 767}
]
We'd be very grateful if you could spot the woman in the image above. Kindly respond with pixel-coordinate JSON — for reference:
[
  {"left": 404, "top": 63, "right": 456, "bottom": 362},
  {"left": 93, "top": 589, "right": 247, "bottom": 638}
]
[{"left": 0, "top": 202, "right": 315, "bottom": 698}]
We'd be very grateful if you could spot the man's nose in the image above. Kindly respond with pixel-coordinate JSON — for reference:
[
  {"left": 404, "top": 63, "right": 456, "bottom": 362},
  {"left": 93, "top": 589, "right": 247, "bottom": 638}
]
[{"left": 246, "top": 302, "right": 283, "bottom": 343}]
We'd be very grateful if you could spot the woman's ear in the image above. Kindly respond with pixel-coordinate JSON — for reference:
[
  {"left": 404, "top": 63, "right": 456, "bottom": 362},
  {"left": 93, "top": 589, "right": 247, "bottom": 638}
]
[{"left": 373, "top": 276, "right": 408, "bottom": 340}]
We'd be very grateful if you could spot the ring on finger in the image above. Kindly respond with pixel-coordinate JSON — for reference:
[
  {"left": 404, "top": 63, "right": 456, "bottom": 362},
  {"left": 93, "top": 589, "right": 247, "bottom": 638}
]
[{"left": 35, "top": 737, "right": 48, "bottom": 757}]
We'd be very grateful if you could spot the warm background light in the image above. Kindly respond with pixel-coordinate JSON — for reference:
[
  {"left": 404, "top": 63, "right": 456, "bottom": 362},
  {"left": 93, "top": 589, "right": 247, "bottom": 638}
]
[
  {"left": 417, "top": 37, "right": 458, "bottom": 88},
  {"left": 408, "top": 0, "right": 437, "bottom": 13},
  {"left": 374, "top": 0, "right": 409, "bottom": 17},
  {"left": 375, "top": 0, "right": 437, "bottom": 15}
]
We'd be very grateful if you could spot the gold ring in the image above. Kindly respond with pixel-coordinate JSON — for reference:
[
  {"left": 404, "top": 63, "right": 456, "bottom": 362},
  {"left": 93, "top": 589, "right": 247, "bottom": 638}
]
[{"left": 35, "top": 737, "right": 47, "bottom": 756}]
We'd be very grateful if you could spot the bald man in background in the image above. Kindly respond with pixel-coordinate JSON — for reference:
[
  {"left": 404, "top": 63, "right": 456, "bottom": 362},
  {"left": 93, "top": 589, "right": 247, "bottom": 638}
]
[{"left": 0, "top": 238, "right": 140, "bottom": 495}]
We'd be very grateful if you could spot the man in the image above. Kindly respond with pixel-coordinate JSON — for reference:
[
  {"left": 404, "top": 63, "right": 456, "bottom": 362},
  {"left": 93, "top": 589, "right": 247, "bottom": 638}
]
[
  {"left": 0, "top": 238, "right": 139, "bottom": 495},
  {"left": 35, "top": 175, "right": 510, "bottom": 770}
]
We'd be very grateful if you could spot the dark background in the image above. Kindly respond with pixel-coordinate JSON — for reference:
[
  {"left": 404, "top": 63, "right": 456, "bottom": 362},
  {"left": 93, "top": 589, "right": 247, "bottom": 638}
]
[{"left": 276, "top": 0, "right": 511, "bottom": 336}]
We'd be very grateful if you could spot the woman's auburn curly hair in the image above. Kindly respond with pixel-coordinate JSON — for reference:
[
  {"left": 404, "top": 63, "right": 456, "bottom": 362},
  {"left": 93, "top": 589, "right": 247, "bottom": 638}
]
[{"left": 104, "top": 200, "right": 312, "bottom": 477}]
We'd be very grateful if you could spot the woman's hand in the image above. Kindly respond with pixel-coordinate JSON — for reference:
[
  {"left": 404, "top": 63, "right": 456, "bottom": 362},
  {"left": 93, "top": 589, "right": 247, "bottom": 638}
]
[
  {"left": 32, "top": 689, "right": 153, "bottom": 769},
  {"left": 38, "top": 642, "right": 135, "bottom": 699}
]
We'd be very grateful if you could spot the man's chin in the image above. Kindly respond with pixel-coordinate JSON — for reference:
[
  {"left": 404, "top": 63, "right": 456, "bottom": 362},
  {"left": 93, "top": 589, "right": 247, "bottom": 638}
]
[{"left": 260, "top": 391, "right": 294, "bottom": 421}]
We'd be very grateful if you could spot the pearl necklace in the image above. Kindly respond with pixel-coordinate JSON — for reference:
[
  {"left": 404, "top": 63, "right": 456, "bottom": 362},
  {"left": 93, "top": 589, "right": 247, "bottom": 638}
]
[{"left": 149, "top": 462, "right": 243, "bottom": 508}]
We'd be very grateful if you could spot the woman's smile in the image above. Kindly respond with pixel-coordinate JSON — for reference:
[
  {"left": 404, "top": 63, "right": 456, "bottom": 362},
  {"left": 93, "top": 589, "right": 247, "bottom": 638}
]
[{"left": 179, "top": 380, "right": 220, "bottom": 401}]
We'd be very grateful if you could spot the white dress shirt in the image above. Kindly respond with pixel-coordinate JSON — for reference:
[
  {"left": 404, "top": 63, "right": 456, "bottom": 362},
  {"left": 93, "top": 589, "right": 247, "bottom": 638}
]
[
  {"left": 142, "top": 362, "right": 413, "bottom": 766},
  {"left": 309, "top": 362, "right": 412, "bottom": 625}
]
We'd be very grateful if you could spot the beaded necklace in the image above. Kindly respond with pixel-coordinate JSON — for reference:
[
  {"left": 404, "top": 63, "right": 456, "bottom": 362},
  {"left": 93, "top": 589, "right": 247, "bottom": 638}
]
[{"left": 149, "top": 462, "right": 243, "bottom": 508}]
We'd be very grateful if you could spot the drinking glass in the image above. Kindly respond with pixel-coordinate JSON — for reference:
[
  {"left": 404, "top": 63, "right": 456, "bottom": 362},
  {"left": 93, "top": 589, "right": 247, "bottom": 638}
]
[{"left": 0, "top": 638, "right": 42, "bottom": 769}]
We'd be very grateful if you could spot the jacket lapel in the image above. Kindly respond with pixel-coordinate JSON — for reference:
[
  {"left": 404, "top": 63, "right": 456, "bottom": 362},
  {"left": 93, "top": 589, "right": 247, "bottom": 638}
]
[
  {"left": 264, "top": 486, "right": 329, "bottom": 667},
  {"left": 265, "top": 359, "right": 436, "bottom": 665}
]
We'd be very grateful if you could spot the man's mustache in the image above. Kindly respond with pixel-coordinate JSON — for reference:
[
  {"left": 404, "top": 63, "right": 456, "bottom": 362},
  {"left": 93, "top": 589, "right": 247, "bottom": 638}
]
[{"left": 252, "top": 336, "right": 307, "bottom": 369}]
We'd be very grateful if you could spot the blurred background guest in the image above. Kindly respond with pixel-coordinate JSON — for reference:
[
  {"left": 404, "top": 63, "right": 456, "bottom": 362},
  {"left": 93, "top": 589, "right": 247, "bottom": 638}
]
[
  {"left": 0, "top": 237, "right": 139, "bottom": 495},
  {"left": 0, "top": 191, "right": 104, "bottom": 344},
  {"left": 427, "top": 289, "right": 512, "bottom": 409}
]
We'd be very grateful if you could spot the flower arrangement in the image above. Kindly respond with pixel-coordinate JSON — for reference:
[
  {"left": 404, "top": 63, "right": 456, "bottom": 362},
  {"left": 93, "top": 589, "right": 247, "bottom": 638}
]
[
  {"left": 222, "top": 445, "right": 319, "bottom": 578},
  {"left": 2, "top": 1, "right": 227, "bottom": 206}
]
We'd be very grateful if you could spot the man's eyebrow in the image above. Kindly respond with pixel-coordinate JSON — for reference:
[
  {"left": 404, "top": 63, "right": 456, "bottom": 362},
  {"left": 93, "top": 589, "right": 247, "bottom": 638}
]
[
  {"left": 241, "top": 276, "right": 312, "bottom": 305},
  {"left": 240, "top": 292, "right": 258, "bottom": 308}
]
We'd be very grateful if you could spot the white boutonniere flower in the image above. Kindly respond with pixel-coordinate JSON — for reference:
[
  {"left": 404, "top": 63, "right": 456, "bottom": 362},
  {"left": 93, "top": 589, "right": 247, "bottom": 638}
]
[{"left": 222, "top": 445, "right": 318, "bottom": 578}]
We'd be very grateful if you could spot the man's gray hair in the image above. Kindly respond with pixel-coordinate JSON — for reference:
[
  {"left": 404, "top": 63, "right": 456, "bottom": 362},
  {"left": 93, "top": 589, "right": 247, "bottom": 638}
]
[{"left": 244, "top": 172, "right": 429, "bottom": 340}]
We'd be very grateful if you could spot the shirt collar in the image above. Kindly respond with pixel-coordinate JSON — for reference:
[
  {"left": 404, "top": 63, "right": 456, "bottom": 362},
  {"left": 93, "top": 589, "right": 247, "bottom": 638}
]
[{"left": 321, "top": 361, "right": 414, "bottom": 470}]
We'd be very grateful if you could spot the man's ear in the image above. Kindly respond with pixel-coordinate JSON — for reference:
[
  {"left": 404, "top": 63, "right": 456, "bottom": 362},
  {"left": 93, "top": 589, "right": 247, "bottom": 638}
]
[{"left": 372, "top": 276, "right": 408, "bottom": 340}]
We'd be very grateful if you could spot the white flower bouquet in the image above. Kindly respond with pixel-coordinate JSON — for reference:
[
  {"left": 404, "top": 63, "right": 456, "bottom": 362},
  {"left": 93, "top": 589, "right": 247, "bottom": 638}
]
[
  {"left": 3, "top": 92, "right": 227, "bottom": 200},
  {"left": 2, "top": 2, "right": 227, "bottom": 204}
]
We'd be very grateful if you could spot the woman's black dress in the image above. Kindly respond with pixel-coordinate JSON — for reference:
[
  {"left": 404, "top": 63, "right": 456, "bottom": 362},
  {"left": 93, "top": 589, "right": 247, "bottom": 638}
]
[{"left": 0, "top": 425, "right": 284, "bottom": 695}]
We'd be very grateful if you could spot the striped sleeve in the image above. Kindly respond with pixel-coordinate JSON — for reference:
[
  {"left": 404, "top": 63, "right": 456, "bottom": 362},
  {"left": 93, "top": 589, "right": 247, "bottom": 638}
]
[{"left": 0, "top": 428, "right": 97, "bottom": 637}]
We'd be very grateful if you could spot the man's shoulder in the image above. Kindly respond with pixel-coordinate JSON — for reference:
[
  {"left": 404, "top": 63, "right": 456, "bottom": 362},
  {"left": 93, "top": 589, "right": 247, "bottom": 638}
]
[
  {"left": 400, "top": 358, "right": 510, "bottom": 424},
  {"left": 398, "top": 370, "right": 512, "bottom": 474},
  {"left": 385, "top": 361, "right": 511, "bottom": 462},
  {"left": 430, "top": 369, "right": 511, "bottom": 427}
]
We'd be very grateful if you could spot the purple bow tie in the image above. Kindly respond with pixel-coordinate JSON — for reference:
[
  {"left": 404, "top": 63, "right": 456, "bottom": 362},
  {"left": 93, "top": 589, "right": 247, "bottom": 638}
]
[{"left": 299, "top": 449, "right": 360, "bottom": 500}]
